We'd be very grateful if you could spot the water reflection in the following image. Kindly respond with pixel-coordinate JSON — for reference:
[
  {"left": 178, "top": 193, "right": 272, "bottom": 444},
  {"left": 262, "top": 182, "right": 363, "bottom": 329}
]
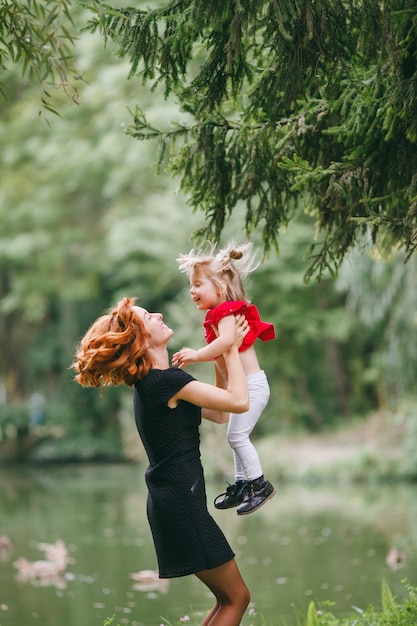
[
  {"left": 0, "top": 464, "right": 416, "bottom": 626},
  {"left": 130, "top": 570, "right": 170, "bottom": 594}
]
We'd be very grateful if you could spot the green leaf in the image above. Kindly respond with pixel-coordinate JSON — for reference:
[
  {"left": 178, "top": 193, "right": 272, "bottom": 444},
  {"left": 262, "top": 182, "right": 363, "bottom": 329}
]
[{"left": 381, "top": 578, "right": 395, "bottom": 611}]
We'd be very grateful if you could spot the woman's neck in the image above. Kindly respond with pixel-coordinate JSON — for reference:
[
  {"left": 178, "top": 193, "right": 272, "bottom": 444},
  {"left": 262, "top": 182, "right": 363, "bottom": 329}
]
[{"left": 147, "top": 346, "right": 170, "bottom": 370}]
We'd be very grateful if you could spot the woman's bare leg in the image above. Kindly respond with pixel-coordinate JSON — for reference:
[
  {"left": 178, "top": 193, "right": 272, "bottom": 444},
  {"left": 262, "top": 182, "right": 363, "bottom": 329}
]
[
  {"left": 200, "top": 603, "right": 220, "bottom": 626},
  {"left": 195, "top": 558, "right": 250, "bottom": 626}
]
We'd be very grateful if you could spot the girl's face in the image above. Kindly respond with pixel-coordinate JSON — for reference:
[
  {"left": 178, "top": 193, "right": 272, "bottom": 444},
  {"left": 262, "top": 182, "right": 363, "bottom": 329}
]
[
  {"left": 132, "top": 306, "right": 173, "bottom": 347},
  {"left": 189, "top": 269, "right": 225, "bottom": 311}
]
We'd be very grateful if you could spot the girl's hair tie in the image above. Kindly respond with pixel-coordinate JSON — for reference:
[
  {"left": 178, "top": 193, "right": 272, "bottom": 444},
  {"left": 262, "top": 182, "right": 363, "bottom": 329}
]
[{"left": 229, "top": 249, "right": 243, "bottom": 261}]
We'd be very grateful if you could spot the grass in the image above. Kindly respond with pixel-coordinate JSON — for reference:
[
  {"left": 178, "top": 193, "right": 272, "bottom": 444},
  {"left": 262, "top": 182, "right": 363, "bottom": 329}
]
[
  {"left": 99, "top": 580, "right": 417, "bottom": 626},
  {"left": 301, "top": 580, "right": 417, "bottom": 626}
]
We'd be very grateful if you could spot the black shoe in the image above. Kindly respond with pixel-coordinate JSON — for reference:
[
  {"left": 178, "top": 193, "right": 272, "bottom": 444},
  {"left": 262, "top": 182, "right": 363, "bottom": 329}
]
[
  {"left": 236, "top": 477, "right": 276, "bottom": 515},
  {"left": 214, "top": 480, "right": 248, "bottom": 509}
]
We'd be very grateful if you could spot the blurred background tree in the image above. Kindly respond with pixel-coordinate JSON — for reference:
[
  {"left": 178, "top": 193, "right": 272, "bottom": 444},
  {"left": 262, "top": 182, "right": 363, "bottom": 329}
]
[{"left": 0, "top": 1, "right": 416, "bottom": 470}]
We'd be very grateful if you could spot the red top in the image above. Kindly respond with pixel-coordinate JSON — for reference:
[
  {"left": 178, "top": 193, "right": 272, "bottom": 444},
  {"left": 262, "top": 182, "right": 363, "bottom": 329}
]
[{"left": 204, "top": 301, "right": 275, "bottom": 353}]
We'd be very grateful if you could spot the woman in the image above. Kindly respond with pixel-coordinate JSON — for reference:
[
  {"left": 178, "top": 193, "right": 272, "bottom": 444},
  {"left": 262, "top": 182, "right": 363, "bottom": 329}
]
[{"left": 71, "top": 296, "right": 250, "bottom": 626}]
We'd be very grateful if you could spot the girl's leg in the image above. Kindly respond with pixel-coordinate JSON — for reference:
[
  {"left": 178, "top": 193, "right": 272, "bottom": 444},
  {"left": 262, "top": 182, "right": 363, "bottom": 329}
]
[
  {"left": 195, "top": 558, "right": 250, "bottom": 626},
  {"left": 227, "top": 372, "right": 275, "bottom": 514},
  {"left": 214, "top": 372, "right": 271, "bottom": 510},
  {"left": 227, "top": 372, "right": 270, "bottom": 480}
]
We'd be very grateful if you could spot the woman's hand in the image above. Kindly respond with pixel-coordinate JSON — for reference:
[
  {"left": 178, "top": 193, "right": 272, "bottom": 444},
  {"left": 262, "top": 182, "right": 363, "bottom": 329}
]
[{"left": 232, "top": 314, "right": 249, "bottom": 350}]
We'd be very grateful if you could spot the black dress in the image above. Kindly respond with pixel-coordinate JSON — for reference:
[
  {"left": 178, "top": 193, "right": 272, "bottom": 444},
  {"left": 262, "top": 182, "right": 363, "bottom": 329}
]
[{"left": 134, "top": 367, "right": 235, "bottom": 578}]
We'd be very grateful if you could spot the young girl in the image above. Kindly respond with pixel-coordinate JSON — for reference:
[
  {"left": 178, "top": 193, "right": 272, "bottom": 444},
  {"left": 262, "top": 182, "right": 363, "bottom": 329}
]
[
  {"left": 72, "top": 297, "right": 251, "bottom": 626},
  {"left": 172, "top": 241, "right": 276, "bottom": 515}
]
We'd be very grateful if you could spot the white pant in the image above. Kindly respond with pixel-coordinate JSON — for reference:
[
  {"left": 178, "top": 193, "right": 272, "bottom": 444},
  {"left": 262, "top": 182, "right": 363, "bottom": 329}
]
[{"left": 227, "top": 370, "right": 270, "bottom": 481}]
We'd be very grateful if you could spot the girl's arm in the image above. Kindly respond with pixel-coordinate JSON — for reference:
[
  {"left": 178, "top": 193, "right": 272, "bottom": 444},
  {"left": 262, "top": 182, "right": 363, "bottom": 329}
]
[{"left": 172, "top": 314, "right": 236, "bottom": 368}]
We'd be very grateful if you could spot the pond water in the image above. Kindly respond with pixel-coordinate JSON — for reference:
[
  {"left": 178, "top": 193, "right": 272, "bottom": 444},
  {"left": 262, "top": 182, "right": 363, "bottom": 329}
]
[{"left": 0, "top": 463, "right": 416, "bottom": 626}]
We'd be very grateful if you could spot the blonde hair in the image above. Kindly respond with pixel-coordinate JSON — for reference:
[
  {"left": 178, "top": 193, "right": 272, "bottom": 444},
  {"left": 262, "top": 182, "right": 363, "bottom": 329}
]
[
  {"left": 71, "top": 297, "right": 153, "bottom": 390},
  {"left": 177, "top": 241, "right": 259, "bottom": 302}
]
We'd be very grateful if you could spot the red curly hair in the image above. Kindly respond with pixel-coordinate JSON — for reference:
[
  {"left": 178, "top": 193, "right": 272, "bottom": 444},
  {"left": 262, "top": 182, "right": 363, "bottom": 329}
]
[{"left": 71, "top": 297, "right": 153, "bottom": 389}]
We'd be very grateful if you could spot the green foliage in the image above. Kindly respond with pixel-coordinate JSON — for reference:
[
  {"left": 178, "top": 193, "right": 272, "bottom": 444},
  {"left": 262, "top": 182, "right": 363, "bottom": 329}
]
[
  {"left": 0, "top": 20, "right": 204, "bottom": 460},
  {"left": 388, "top": 400, "right": 417, "bottom": 479},
  {"left": 306, "top": 600, "right": 321, "bottom": 626},
  {"left": 0, "top": 0, "right": 80, "bottom": 114},
  {"left": 305, "top": 580, "right": 417, "bottom": 626},
  {"left": 381, "top": 579, "right": 395, "bottom": 612},
  {"left": 0, "top": 404, "right": 29, "bottom": 436},
  {"left": 336, "top": 243, "right": 417, "bottom": 399},
  {"left": 85, "top": 0, "right": 417, "bottom": 280}
]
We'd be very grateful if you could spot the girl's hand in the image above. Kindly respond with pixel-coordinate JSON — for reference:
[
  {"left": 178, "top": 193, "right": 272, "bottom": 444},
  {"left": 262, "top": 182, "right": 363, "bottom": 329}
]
[{"left": 172, "top": 347, "right": 199, "bottom": 369}]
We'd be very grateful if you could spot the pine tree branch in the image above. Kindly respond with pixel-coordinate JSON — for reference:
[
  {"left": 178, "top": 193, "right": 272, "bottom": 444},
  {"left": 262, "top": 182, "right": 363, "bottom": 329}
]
[{"left": 86, "top": 0, "right": 417, "bottom": 279}]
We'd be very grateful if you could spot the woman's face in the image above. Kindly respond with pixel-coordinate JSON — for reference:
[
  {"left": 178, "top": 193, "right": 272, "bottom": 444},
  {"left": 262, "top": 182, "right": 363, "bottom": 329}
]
[{"left": 132, "top": 306, "right": 173, "bottom": 347}]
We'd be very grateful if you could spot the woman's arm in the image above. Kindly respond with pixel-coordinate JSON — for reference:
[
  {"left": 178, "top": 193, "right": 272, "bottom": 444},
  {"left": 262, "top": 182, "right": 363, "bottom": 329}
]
[
  {"left": 172, "top": 315, "right": 236, "bottom": 367},
  {"left": 170, "top": 365, "right": 247, "bottom": 418},
  {"left": 201, "top": 361, "right": 228, "bottom": 423},
  {"left": 169, "top": 317, "right": 249, "bottom": 420}
]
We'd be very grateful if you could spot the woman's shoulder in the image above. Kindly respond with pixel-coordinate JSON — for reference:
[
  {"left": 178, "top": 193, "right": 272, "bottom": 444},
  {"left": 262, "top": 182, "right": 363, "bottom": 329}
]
[
  {"left": 135, "top": 368, "right": 196, "bottom": 401},
  {"left": 140, "top": 367, "right": 194, "bottom": 383}
]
